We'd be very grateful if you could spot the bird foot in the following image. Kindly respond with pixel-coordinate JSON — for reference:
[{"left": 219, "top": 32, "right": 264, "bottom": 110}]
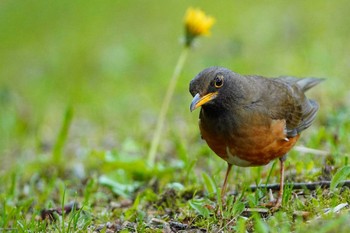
[
  {"left": 264, "top": 199, "right": 282, "bottom": 211},
  {"left": 261, "top": 189, "right": 282, "bottom": 212},
  {"left": 261, "top": 200, "right": 282, "bottom": 212}
]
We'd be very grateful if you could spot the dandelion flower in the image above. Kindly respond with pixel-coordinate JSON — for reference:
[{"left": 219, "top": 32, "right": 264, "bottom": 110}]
[{"left": 184, "top": 7, "right": 215, "bottom": 47}]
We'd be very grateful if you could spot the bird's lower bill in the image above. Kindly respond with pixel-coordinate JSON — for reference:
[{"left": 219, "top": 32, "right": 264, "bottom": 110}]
[{"left": 190, "top": 92, "right": 218, "bottom": 112}]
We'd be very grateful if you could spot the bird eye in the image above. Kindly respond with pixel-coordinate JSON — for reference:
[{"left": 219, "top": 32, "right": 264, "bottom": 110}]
[{"left": 214, "top": 75, "right": 224, "bottom": 88}]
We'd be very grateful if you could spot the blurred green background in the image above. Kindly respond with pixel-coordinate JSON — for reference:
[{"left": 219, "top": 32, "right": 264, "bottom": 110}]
[{"left": 1, "top": 0, "right": 350, "bottom": 171}]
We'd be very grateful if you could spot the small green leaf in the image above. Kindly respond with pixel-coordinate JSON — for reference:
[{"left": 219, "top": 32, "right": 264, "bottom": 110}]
[
  {"left": 232, "top": 199, "right": 245, "bottom": 216},
  {"left": 166, "top": 182, "right": 184, "bottom": 191},
  {"left": 253, "top": 212, "right": 269, "bottom": 233},
  {"left": 236, "top": 216, "right": 248, "bottom": 233},
  {"left": 330, "top": 165, "right": 350, "bottom": 191},
  {"left": 98, "top": 175, "right": 139, "bottom": 198},
  {"left": 188, "top": 199, "right": 210, "bottom": 217},
  {"left": 306, "top": 160, "right": 315, "bottom": 171},
  {"left": 202, "top": 172, "right": 217, "bottom": 196}
]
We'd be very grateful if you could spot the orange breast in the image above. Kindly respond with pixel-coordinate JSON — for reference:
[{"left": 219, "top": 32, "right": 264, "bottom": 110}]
[{"left": 199, "top": 119, "right": 300, "bottom": 167}]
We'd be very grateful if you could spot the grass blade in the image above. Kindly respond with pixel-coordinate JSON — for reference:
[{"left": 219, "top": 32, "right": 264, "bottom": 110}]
[
  {"left": 202, "top": 172, "right": 217, "bottom": 196},
  {"left": 53, "top": 106, "right": 74, "bottom": 164},
  {"left": 330, "top": 165, "right": 350, "bottom": 191}
]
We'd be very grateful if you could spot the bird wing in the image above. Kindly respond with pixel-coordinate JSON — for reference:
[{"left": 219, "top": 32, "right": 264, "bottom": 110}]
[{"left": 267, "top": 76, "right": 321, "bottom": 136}]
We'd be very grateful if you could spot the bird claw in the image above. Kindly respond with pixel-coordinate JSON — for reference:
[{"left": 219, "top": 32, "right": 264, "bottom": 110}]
[
  {"left": 261, "top": 200, "right": 282, "bottom": 212},
  {"left": 261, "top": 189, "right": 282, "bottom": 212}
]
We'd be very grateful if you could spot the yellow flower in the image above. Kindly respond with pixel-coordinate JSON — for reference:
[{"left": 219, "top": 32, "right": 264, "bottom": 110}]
[{"left": 184, "top": 7, "right": 215, "bottom": 46}]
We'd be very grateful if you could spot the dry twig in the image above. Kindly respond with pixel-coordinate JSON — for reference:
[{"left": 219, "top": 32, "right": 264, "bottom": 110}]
[{"left": 250, "top": 180, "right": 350, "bottom": 191}]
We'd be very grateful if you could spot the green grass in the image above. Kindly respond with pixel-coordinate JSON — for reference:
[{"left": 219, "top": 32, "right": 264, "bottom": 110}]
[{"left": 1, "top": 0, "right": 350, "bottom": 232}]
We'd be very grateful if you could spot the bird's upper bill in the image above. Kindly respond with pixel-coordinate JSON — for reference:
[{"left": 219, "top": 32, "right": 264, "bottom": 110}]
[{"left": 190, "top": 92, "right": 218, "bottom": 112}]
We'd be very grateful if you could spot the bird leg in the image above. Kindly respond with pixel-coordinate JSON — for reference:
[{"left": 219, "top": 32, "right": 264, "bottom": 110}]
[
  {"left": 221, "top": 163, "right": 233, "bottom": 200},
  {"left": 271, "top": 155, "right": 286, "bottom": 210}
]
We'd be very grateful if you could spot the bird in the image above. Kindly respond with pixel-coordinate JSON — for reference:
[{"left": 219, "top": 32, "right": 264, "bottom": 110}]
[{"left": 189, "top": 66, "right": 323, "bottom": 209}]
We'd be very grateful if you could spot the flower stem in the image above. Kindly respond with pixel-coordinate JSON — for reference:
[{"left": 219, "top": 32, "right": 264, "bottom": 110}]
[{"left": 147, "top": 47, "right": 189, "bottom": 167}]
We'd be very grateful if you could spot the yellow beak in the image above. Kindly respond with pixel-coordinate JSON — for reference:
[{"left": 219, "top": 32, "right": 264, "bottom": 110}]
[{"left": 190, "top": 92, "right": 218, "bottom": 112}]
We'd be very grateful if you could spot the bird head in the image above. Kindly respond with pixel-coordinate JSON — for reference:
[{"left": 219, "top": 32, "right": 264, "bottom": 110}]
[{"left": 189, "top": 66, "right": 236, "bottom": 112}]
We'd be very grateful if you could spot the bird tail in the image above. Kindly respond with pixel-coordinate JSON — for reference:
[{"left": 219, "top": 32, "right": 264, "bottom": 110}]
[
  {"left": 296, "top": 78, "right": 325, "bottom": 92},
  {"left": 275, "top": 76, "right": 324, "bottom": 92}
]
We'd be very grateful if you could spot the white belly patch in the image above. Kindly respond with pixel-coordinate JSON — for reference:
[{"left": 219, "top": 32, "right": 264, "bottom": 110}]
[{"left": 226, "top": 146, "right": 252, "bottom": 167}]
